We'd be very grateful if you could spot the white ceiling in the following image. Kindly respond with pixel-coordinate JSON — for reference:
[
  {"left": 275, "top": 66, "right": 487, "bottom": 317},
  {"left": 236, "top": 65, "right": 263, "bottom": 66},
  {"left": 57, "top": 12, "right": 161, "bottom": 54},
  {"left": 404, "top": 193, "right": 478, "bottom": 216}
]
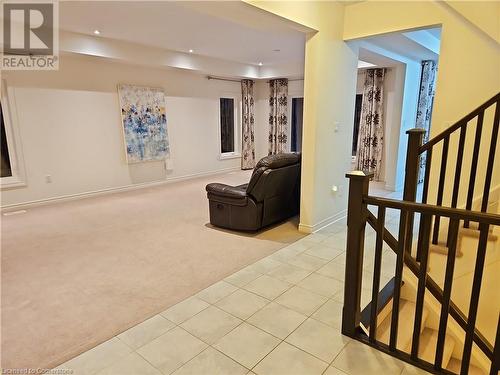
[
  {"left": 364, "top": 34, "right": 439, "bottom": 62},
  {"left": 358, "top": 49, "right": 402, "bottom": 68},
  {"left": 59, "top": 1, "right": 307, "bottom": 67},
  {"left": 360, "top": 28, "right": 441, "bottom": 62}
]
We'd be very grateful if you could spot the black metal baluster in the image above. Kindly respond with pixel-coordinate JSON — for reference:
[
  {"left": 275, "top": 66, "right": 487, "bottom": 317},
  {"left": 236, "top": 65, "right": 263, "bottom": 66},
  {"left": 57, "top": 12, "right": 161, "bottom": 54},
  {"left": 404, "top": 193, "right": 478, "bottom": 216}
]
[
  {"left": 369, "top": 206, "right": 385, "bottom": 343},
  {"left": 481, "top": 101, "right": 500, "bottom": 213},
  {"left": 464, "top": 112, "right": 484, "bottom": 228},
  {"left": 432, "top": 135, "right": 449, "bottom": 245},
  {"left": 447, "top": 124, "right": 467, "bottom": 246},
  {"left": 461, "top": 223, "right": 490, "bottom": 375},
  {"left": 403, "top": 129, "right": 425, "bottom": 257},
  {"left": 389, "top": 209, "right": 407, "bottom": 350},
  {"left": 435, "top": 219, "right": 459, "bottom": 370},
  {"left": 421, "top": 148, "right": 432, "bottom": 205},
  {"left": 411, "top": 213, "right": 432, "bottom": 360},
  {"left": 416, "top": 149, "right": 432, "bottom": 261}
]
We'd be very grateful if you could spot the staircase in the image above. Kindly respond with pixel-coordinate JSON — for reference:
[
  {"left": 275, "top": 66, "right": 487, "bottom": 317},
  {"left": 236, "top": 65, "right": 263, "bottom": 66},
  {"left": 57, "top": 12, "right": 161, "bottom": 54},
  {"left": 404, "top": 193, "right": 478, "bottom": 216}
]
[{"left": 342, "top": 92, "right": 500, "bottom": 375}]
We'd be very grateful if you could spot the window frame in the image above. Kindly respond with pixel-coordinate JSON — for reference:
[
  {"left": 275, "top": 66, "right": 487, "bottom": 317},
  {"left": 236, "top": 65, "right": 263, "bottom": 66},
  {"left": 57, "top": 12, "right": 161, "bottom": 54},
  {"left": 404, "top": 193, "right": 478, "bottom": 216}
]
[
  {"left": 1, "top": 81, "right": 26, "bottom": 189},
  {"left": 217, "top": 93, "right": 241, "bottom": 160},
  {"left": 288, "top": 92, "right": 304, "bottom": 153},
  {"left": 351, "top": 93, "right": 364, "bottom": 163}
]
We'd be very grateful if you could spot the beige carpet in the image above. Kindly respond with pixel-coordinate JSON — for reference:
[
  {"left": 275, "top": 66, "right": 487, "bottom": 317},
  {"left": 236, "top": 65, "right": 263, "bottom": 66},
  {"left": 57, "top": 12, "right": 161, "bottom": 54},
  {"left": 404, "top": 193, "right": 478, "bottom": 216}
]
[{"left": 1, "top": 170, "right": 304, "bottom": 370}]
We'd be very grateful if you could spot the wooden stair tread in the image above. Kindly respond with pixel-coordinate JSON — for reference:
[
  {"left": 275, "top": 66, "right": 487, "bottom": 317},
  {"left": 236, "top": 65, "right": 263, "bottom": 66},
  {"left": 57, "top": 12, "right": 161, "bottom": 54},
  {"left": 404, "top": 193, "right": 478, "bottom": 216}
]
[
  {"left": 429, "top": 243, "right": 463, "bottom": 258},
  {"left": 459, "top": 227, "right": 498, "bottom": 242},
  {"left": 415, "top": 328, "right": 455, "bottom": 368},
  {"left": 376, "top": 299, "right": 429, "bottom": 351},
  {"left": 446, "top": 358, "right": 486, "bottom": 375}
]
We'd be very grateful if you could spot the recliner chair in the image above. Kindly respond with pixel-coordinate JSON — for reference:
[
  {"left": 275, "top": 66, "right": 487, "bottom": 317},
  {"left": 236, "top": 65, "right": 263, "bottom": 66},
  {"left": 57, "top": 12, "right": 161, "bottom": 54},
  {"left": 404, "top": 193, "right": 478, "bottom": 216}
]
[{"left": 205, "top": 153, "right": 301, "bottom": 231}]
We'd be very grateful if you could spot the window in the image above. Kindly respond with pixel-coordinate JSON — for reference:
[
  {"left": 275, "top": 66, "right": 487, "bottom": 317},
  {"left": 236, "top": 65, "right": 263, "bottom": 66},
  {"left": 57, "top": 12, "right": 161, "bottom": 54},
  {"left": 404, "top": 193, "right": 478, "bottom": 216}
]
[
  {"left": 1, "top": 102, "right": 12, "bottom": 178},
  {"left": 0, "top": 82, "right": 26, "bottom": 189},
  {"left": 291, "top": 97, "right": 304, "bottom": 152},
  {"left": 219, "top": 96, "right": 240, "bottom": 159},
  {"left": 352, "top": 94, "right": 363, "bottom": 158}
]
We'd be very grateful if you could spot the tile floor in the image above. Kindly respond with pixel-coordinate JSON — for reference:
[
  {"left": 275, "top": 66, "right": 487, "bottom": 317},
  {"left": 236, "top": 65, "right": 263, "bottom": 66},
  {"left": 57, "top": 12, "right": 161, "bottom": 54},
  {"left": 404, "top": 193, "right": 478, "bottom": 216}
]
[{"left": 56, "top": 206, "right": 430, "bottom": 375}]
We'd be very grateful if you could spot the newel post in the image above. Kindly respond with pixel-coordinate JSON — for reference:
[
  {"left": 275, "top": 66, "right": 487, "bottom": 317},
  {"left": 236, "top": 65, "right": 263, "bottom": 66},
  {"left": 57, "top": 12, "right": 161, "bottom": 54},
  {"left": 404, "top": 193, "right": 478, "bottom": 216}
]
[
  {"left": 403, "top": 128, "right": 425, "bottom": 255},
  {"left": 403, "top": 128, "right": 425, "bottom": 202},
  {"left": 342, "top": 170, "right": 374, "bottom": 337}
]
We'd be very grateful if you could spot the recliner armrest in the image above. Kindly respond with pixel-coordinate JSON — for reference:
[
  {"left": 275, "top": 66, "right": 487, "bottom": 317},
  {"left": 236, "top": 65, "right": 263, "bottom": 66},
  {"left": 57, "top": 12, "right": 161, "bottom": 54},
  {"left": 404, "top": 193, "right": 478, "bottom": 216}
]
[
  {"left": 206, "top": 183, "right": 247, "bottom": 199},
  {"left": 206, "top": 183, "right": 249, "bottom": 206}
]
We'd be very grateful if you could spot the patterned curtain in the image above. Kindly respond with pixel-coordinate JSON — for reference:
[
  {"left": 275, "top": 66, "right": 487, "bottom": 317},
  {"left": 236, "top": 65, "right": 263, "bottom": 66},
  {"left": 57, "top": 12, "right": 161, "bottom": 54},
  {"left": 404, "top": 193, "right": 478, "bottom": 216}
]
[
  {"left": 356, "top": 68, "right": 386, "bottom": 181},
  {"left": 416, "top": 60, "right": 437, "bottom": 183},
  {"left": 241, "top": 80, "right": 256, "bottom": 170},
  {"left": 269, "top": 78, "right": 288, "bottom": 155}
]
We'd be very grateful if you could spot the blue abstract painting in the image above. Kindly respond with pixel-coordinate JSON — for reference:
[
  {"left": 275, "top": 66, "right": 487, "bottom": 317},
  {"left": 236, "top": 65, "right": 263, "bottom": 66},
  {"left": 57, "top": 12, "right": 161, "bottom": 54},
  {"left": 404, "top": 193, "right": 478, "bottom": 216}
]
[{"left": 118, "top": 84, "right": 170, "bottom": 163}]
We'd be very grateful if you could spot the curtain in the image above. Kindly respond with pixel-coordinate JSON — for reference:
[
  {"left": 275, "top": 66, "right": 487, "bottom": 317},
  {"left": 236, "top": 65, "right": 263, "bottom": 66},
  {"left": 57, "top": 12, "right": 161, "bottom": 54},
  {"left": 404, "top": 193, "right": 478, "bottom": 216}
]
[
  {"left": 241, "top": 80, "right": 256, "bottom": 169},
  {"left": 416, "top": 60, "right": 437, "bottom": 183},
  {"left": 356, "top": 68, "right": 386, "bottom": 181},
  {"left": 269, "top": 78, "right": 288, "bottom": 155}
]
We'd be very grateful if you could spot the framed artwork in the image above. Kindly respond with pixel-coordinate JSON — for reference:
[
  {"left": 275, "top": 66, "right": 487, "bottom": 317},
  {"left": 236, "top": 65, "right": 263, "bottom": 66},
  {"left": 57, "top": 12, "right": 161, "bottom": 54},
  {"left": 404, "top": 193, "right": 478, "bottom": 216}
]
[{"left": 118, "top": 84, "right": 169, "bottom": 163}]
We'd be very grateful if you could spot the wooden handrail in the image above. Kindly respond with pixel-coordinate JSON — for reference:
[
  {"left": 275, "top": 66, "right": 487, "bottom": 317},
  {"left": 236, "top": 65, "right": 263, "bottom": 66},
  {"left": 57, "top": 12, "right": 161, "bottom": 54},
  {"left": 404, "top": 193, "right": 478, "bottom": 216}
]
[
  {"left": 366, "top": 210, "right": 495, "bottom": 360},
  {"left": 364, "top": 196, "right": 500, "bottom": 225},
  {"left": 419, "top": 92, "right": 500, "bottom": 153}
]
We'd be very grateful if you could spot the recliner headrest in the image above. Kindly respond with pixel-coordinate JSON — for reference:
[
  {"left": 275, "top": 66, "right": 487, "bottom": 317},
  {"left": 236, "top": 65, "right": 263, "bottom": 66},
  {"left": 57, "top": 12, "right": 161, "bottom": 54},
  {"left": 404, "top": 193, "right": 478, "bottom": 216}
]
[
  {"left": 246, "top": 152, "right": 301, "bottom": 196},
  {"left": 254, "top": 152, "right": 301, "bottom": 171}
]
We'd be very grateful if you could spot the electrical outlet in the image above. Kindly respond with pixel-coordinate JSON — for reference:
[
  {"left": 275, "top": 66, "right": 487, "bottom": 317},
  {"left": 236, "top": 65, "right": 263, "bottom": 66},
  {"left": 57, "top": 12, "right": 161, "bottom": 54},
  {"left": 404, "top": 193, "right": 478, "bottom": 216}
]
[{"left": 45, "top": 175, "right": 52, "bottom": 183}]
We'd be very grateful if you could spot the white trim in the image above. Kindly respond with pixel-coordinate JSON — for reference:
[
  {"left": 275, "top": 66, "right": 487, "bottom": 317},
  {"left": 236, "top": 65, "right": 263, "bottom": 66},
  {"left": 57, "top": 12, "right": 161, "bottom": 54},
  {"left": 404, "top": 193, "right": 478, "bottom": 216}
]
[
  {"left": 298, "top": 209, "right": 347, "bottom": 234},
  {"left": 1, "top": 82, "right": 27, "bottom": 189},
  {"left": 1, "top": 166, "right": 241, "bottom": 212},
  {"left": 219, "top": 153, "right": 241, "bottom": 160},
  {"left": 288, "top": 93, "right": 303, "bottom": 153},
  {"left": 218, "top": 93, "right": 242, "bottom": 160}
]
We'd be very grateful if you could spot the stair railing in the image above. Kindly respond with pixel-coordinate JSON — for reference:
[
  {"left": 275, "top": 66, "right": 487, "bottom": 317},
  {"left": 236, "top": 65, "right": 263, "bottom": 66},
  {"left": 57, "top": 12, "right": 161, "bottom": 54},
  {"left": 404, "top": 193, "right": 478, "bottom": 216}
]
[
  {"left": 342, "top": 92, "right": 500, "bottom": 375},
  {"left": 403, "top": 93, "right": 500, "bottom": 255},
  {"left": 342, "top": 171, "right": 500, "bottom": 375}
]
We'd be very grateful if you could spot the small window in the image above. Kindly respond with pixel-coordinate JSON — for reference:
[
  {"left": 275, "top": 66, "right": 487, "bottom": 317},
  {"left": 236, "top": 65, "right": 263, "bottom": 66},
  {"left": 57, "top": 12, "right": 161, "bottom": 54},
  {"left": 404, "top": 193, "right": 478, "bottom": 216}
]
[
  {"left": 1, "top": 101, "right": 12, "bottom": 178},
  {"left": 0, "top": 83, "right": 26, "bottom": 189},
  {"left": 219, "top": 97, "right": 240, "bottom": 159},
  {"left": 220, "top": 98, "right": 235, "bottom": 154},
  {"left": 352, "top": 94, "right": 363, "bottom": 157},
  {"left": 291, "top": 97, "right": 304, "bottom": 152}
]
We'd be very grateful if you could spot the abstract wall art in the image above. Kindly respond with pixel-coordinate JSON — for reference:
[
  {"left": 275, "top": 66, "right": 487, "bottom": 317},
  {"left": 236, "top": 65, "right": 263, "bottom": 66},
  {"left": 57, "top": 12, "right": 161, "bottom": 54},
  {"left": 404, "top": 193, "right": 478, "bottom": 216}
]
[{"left": 118, "top": 84, "right": 170, "bottom": 163}]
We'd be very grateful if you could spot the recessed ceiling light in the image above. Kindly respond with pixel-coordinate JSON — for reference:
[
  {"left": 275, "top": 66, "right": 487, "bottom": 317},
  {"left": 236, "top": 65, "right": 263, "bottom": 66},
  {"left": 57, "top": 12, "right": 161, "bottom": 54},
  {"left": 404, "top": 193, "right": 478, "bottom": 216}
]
[
  {"left": 189, "top": 49, "right": 194, "bottom": 53},
  {"left": 93, "top": 30, "right": 100, "bottom": 35},
  {"left": 258, "top": 62, "right": 263, "bottom": 66}
]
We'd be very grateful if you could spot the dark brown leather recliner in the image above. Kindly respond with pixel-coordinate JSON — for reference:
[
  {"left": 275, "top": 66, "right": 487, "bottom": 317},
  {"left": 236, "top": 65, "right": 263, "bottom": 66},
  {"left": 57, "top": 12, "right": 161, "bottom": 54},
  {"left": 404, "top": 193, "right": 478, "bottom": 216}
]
[{"left": 206, "top": 153, "right": 301, "bottom": 231}]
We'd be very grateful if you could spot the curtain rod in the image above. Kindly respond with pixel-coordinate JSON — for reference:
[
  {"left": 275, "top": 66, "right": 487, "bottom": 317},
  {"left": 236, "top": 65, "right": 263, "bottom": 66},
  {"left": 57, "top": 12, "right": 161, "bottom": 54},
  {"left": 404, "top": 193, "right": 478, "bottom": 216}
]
[
  {"left": 207, "top": 76, "right": 304, "bottom": 83},
  {"left": 267, "top": 79, "right": 304, "bottom": 82},
  {"left": 207, "top": 76, "right": 241, "bottom": 83}
]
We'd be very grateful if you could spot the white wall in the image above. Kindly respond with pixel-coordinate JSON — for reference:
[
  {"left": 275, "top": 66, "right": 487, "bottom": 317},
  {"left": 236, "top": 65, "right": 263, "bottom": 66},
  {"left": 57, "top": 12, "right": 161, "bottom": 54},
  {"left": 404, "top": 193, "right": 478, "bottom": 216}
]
[
  {"left": 344, "top": 0, "right": 500, "bottom": 208},
  {"left": 1, "top": 55, "right": 250, "bottom": 206},
  {"left": 1, "top": 54, "right": 305, "bottom": 207}
]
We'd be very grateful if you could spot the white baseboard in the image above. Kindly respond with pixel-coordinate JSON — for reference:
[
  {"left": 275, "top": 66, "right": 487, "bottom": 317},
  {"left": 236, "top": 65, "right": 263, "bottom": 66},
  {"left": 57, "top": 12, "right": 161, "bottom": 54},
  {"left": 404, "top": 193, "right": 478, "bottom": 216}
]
[
  {"left": 1, "top": 167, "right": 241, "bottom": 212},
  {"left": 299, "top": 209, "right": 347, "bottom": 234}
]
